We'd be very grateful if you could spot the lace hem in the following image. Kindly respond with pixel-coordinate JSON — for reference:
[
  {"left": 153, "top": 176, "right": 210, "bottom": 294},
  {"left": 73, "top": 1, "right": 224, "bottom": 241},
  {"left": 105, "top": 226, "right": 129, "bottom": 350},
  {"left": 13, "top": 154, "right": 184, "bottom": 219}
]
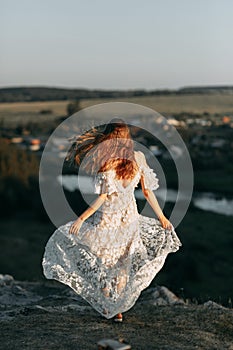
[{"left": 42, "top": 216, "right": 182, "bottom": 319}]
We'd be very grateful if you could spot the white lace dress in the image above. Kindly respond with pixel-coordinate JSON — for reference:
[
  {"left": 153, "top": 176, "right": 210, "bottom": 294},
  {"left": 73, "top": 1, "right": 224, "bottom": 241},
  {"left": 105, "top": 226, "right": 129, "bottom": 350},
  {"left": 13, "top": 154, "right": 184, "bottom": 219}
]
[{"left": 42, "top": 151, "right": 182, "bottom": 318}]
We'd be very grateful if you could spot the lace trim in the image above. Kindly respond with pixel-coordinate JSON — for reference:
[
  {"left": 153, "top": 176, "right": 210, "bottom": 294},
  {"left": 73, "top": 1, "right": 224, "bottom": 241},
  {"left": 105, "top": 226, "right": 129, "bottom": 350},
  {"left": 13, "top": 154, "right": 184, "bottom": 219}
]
[
  {"left": 134, "top": 151, "right": 159, "bottom": 191},
  {"left": 94, "top": 171, "right": 117, "bottom": 195},
  {"left": 140, "top": 165, "right": 159, "bottom": 191}
]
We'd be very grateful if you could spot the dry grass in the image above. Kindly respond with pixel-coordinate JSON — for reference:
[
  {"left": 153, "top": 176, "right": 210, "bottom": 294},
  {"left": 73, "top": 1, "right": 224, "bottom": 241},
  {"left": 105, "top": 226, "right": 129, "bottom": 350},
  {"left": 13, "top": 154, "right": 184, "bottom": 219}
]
[
  {"left": 80, "top": 93, "right": 233, "bottom": 115},
  {"left": 0, "top": 93, "right": 233, "bottom": 127},
  {"left": 0, "top": 100, "right": 68, "bottom": 114},
  {"left": 0, "top": 101, "right": 67, "bottom": 126}
]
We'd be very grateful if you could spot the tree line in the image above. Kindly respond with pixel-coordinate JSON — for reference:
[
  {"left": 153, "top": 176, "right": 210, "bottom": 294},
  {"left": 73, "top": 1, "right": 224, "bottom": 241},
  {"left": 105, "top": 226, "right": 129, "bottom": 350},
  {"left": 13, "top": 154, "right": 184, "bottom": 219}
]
[{"left": 1, "top": 86, "right": 233, "bottom": 102}]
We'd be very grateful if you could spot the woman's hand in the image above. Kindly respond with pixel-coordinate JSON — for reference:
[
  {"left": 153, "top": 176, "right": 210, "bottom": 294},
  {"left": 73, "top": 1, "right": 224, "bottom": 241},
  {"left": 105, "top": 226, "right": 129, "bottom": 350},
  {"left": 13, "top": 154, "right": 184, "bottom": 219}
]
[
  {"left": 68, "top": 194, "right": 107, "bottom": 236},
  {"left": 69, "top": 218, "right": 83, "bottom": 235},
  {"left": 159, "top": 215, "right": 173, "bottom": 230}
]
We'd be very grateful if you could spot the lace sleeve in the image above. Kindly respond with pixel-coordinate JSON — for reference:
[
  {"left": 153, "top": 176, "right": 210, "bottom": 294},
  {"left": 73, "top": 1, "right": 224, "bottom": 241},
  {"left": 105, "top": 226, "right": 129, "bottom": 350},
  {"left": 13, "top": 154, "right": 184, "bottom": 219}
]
[
  {"left": 94, "top": 171, "right": 117, "bottom": 195},
  {"left": 135, "top": 151, "right": 159, "bottom": 191}
]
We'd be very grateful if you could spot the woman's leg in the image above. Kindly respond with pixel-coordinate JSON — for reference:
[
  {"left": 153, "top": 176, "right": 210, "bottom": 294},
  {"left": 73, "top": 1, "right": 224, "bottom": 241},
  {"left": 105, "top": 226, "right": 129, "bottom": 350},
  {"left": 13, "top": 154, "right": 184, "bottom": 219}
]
[{"left": 116, "top": 269, "right": 127, "bottom": 294}]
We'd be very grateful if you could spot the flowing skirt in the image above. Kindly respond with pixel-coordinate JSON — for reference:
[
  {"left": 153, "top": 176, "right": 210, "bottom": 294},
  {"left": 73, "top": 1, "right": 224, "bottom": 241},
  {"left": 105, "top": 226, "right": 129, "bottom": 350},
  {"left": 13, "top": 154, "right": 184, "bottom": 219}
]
[{"left": 42, "top": 214, "right": 181, "bottom": 319}]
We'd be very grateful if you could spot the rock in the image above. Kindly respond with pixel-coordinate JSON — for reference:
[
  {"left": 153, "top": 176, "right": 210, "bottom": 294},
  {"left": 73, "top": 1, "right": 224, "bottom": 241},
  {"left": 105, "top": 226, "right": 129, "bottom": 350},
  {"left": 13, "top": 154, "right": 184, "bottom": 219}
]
[
  {"left": 203, "top": 300, "right": 228, "bottom": 310},
  {"left": 18, "top": 306, "right": 47, "bottom": 316},
  {"left": 61, "top": 303, "right": 92, "bottom": 312},
  {"left": 0, "top": 281, "right": 42, "bottom": 306},
  {"left": 141, "top": 285, "right": 185, "bottom": 306},
  {"left": 97, "top": 339, "right": 131, "bottom": 350},
  {"left": 0, "top": 310, "right": 17, "bottom": 321},
  {"left": 0, "top": 274, "right": 95, "bottom": 321},
  {"left": 0, "top": 274, "right": 14, "bottom": 286}
]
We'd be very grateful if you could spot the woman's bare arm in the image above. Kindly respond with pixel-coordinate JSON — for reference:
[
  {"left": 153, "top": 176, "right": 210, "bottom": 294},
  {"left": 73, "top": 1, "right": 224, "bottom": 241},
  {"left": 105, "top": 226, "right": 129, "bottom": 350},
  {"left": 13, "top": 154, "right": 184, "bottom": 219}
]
[
  {"left": 69, "top": 193, "right": 108, "bottom": 234},
  {"left": 140, "top": 175, "right": 173, "bottom": 230}
]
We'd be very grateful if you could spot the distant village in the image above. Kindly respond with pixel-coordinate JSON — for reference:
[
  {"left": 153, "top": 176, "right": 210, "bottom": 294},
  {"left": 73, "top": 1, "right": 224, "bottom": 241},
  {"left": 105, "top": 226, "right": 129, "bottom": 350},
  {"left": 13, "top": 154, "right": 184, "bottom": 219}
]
[{"left": 1, "top": 112, "right": 232, "bottom": 167}]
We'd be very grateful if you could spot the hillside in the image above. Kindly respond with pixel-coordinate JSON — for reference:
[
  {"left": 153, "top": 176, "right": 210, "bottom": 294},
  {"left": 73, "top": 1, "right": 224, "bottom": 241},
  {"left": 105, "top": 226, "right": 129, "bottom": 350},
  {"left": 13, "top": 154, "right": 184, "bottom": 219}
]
[
  {"left": 0, "top": 85, "right": 233, "bottom": 102},
  {"left": 1, "top": 274, "right": 233, "bottom": 350}
]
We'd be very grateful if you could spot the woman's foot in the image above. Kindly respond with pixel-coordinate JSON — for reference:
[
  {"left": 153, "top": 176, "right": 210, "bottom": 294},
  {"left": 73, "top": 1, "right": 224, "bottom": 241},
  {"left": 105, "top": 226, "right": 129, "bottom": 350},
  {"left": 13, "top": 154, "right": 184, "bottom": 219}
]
[{"left": 114, "top": 313, "right": 123, "bottom": 322}]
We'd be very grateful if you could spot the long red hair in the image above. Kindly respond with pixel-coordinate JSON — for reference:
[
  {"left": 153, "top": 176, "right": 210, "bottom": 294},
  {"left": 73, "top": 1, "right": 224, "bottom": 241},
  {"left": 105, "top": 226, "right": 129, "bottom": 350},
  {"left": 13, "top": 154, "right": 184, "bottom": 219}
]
[{"left": 67, "top": 119, "right": 139, "bottom": 180}]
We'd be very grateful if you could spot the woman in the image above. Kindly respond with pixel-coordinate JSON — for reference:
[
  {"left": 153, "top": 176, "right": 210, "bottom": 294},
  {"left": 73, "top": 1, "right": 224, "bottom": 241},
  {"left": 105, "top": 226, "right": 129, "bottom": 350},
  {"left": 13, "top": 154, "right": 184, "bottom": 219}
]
[{"left": 42, "top": 118, "right": 182, "bottom": 322}]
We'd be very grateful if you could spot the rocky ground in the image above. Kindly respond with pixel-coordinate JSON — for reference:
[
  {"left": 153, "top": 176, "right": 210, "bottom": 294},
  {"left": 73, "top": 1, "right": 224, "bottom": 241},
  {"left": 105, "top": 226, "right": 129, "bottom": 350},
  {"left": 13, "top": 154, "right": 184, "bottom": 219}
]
[{"left": 0, "top": 274, "right": 233, "bottom": 350}]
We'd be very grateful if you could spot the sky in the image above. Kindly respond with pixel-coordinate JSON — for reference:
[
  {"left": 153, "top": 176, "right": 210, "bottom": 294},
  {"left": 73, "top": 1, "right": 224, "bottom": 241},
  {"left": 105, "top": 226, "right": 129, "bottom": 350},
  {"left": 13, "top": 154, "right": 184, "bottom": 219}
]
[{"left": 1, "top": 0, "right": 233, "bottom": 90}]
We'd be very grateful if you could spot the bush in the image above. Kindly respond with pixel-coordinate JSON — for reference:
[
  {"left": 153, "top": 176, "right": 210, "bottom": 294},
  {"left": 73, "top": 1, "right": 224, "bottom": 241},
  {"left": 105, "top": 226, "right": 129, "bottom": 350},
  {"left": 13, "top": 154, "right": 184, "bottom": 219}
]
[
  {"left": 66, "top": 99, "right": 81, "bottom": 116},
  {"left": 0, "top": 138, "right": 42, "bottom": 217}
]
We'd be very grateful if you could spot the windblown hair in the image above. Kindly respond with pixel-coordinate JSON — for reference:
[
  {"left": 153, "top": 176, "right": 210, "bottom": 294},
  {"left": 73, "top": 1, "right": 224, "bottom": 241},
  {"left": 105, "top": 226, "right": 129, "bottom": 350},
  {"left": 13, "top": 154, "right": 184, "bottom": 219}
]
[{"left": 66, "top": 119, "right": 139, "bottom": 180}]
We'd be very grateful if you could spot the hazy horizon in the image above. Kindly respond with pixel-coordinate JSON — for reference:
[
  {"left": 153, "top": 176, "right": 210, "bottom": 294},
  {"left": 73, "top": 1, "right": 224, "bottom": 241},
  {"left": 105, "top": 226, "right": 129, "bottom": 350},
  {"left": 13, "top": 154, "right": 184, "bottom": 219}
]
[
  {"left": 1, "top": 0, "right": 233, "bottom": 90},
  {"left": 1, "top": 83, "right": 233, "bottom": 91}
]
